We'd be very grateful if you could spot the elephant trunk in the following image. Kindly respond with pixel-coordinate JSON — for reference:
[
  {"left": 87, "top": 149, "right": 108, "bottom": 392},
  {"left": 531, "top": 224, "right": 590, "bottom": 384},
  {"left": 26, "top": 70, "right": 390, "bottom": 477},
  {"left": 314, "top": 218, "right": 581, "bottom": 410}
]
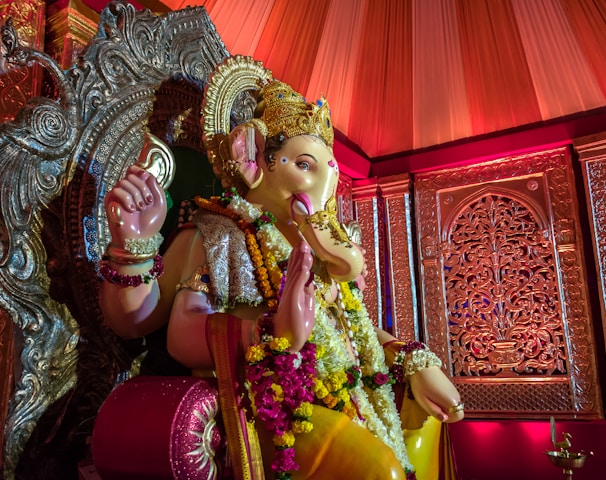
[{"left": 292, "top": 194, "right": 364, "bottom": 283}]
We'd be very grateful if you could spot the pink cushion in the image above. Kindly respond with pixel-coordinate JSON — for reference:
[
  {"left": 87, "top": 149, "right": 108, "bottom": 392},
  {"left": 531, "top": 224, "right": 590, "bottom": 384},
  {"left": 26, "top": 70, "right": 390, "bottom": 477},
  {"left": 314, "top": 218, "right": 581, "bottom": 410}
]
[{"left": 92, "top": 376, "right": 225, "bottom": 479}]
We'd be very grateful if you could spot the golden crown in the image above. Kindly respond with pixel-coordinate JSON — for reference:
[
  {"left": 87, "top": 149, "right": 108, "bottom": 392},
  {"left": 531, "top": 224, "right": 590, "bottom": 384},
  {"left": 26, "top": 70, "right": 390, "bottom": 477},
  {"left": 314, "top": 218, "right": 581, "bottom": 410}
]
[
  {"left": 257, "top": 80, "right": 334, "bottom": 147},
  {"left": 202, "top": 56, "right": 335, "bottom": 171}
]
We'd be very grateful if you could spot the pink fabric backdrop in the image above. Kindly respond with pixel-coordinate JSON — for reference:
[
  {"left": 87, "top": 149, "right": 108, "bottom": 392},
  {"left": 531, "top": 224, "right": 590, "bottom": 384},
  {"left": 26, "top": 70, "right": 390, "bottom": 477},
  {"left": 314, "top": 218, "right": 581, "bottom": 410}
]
[{"left": 85, "top": 0, "right": 606, "bottom": 160}]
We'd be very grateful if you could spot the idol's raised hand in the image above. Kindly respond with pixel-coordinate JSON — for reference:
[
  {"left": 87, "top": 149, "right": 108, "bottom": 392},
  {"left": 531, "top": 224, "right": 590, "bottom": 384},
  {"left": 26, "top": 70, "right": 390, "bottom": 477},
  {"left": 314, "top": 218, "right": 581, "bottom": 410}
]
[{"left": 104, "top": 165, "right": 167, "bottom": 247}]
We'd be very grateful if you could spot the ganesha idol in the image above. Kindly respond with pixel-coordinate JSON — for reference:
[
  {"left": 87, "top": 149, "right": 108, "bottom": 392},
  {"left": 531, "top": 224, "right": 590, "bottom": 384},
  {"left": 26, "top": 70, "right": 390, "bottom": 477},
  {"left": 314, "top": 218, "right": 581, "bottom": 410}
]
[{"left": 94, "top": 56, "right": 463, "bottom": 480}]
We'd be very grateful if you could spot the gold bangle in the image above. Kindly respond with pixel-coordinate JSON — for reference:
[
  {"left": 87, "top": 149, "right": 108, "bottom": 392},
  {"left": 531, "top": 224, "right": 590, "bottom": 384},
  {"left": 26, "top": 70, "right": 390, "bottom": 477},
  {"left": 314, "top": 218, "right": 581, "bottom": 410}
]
[{"left": 106, "top": 246, "right": 158, "bottom": 265}]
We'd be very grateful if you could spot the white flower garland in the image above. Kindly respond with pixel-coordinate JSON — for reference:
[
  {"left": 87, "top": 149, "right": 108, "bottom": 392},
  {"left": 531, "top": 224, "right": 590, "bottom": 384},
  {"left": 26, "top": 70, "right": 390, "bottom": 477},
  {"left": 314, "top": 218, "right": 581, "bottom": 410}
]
[
  {"left": 226, "top": 195, "right": 411, "bottom": 472},
  {"left": 346, "top": 288, "right": 411, "bottom": 470}
]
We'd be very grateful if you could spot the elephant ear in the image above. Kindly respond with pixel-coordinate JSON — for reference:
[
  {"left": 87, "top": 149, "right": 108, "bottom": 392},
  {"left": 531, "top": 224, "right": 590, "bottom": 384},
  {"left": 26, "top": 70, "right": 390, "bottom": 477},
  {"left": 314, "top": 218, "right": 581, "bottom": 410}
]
[
  {"left": 202, "top": 55, "right": 273, "bottom": 189},
  {"left": 228, "top": 123, "right": 266, "bottom": 189}
]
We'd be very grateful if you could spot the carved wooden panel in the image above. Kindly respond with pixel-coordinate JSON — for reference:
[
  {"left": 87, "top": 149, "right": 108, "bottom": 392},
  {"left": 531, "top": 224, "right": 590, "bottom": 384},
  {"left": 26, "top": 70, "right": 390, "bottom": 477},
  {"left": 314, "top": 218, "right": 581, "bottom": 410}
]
[
  {"left": 575, "top": 132, "right": 606, "bottom": 350},
  {"left": 352, "top": 179, "right": 384, "bottom": 329},
  {"left": 337, "top": 173, "right": 353, "bottom": 224},
  {"left": 414, "top": 146, "right": 603, "bottom": 418}
]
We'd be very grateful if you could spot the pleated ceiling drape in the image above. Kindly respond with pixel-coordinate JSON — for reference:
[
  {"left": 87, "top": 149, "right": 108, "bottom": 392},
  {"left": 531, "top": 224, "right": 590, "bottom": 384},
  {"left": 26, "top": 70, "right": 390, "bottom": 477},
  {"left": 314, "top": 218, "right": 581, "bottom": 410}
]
[{"left": 143, "top": 0, "right": 606, "bottom": 159}]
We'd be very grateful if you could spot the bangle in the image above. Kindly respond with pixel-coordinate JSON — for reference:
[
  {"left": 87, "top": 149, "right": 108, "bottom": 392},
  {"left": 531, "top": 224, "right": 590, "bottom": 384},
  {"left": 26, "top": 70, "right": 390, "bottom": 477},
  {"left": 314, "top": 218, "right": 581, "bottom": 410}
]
[
  {"left": 124, "top": 233, "right": 164, "bottom": 255},
  {"left": 106, "top": 246, "right": 158, "bottom": 265},
  {"left": 100, "top": 254, "right": 164, "bottom": 286},
  {"left": 402, "top": 348, "right": 442, "bottom": 377},
  {"left": 390, "top": 341, "right": 442, "bottom": 381}
]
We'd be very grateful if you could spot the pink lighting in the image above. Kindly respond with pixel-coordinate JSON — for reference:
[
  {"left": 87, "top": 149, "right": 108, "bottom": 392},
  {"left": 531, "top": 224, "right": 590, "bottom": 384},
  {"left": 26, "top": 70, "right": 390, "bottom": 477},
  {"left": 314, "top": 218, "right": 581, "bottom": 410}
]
[{"left": 449, "top": 420, "right": 604, "bottom": 480}]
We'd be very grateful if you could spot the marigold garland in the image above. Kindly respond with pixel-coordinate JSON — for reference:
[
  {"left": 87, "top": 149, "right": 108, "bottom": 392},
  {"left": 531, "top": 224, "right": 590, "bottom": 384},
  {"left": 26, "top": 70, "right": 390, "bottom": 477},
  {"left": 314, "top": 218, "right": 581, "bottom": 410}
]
[{"left": 196, "top": 190, "right": 416, "bottom": 478}]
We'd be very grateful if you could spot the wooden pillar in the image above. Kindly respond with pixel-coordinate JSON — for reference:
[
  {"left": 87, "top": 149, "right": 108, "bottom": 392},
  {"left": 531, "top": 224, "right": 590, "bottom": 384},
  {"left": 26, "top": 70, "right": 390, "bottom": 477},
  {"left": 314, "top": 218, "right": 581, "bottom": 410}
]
[
  {"left": 378, "top": 173, "right": 417, "bottom": 341},
  {"left": 45, "top": 0, "right": 98, "bottom": 70},
  {"left": 575, "top": 132, "right": 606, "bottom": 349},
  {"left": 352, "top": 178, "right": 384, "bottom": 329}
]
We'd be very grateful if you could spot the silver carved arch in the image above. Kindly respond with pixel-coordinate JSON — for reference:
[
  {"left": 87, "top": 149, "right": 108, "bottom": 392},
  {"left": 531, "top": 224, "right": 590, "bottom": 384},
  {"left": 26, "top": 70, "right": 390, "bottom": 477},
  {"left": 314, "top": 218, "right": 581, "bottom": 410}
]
[{"left": 0, "top": 2, "right": 256, "bottom": 478}]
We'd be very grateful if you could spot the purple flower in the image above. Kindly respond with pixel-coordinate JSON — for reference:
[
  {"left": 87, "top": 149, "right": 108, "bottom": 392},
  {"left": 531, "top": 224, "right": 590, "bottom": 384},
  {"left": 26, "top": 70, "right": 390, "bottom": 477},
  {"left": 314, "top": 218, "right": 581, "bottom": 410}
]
[{"left": 391, "top": 364, "right": 404, "bottom": 383}]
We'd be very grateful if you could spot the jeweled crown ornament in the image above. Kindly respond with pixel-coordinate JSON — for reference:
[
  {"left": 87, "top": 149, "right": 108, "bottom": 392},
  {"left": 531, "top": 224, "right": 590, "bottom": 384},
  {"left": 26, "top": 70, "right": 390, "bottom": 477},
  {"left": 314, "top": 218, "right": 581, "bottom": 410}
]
[
  {"left": 256, "top": 80, "right": 334, "bottom": 147},
  {"left": 202, "top": 55, "right": 335, "bottom": 171}
]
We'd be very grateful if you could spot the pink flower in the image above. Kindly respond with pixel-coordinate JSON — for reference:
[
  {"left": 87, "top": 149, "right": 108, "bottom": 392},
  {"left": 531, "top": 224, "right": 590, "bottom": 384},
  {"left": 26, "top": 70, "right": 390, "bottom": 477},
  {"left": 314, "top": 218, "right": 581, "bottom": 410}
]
[
  {"left": 374, "top": 372, "right": 390, "bottom": 385},
  {"left": 245, "top": 340, "right": 317, "bottom": 478},
  {"left": 272, "top": 447, "right": 298, "bottom": 473}
]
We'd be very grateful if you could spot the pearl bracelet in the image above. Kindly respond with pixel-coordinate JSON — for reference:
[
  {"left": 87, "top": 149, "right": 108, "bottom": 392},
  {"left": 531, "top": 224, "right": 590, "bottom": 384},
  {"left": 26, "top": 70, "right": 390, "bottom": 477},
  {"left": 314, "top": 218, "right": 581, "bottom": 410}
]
[
  {"left": 124, "top": 233, "right": 164, "bottom": 255},
  {"left": 386, "top": 341, "right": 442, "bottom": 381},
  {"left": 400, "top": 347, "right": 442, "bottom": 377}
]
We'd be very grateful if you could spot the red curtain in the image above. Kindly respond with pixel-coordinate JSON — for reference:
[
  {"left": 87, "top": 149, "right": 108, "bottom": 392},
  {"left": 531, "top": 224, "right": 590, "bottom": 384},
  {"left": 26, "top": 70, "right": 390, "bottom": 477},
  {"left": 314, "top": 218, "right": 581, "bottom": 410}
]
[{"left": 151, "top": 0, "right": 606, "bottom": 159}]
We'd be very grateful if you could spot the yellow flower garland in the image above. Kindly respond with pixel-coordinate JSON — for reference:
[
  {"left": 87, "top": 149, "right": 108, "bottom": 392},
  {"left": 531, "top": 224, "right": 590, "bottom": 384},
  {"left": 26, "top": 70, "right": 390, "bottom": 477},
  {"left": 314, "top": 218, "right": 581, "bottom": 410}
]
[{"left": 197, "top": 191, "right": 413, "bottom": 475}]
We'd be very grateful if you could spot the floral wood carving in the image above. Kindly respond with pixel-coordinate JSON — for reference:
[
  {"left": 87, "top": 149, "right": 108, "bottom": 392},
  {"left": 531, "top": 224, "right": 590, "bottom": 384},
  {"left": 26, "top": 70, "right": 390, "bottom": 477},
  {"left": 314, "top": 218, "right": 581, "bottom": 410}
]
[
  {"left": 444, "top": 193, "right": 564, "bottom": 376},
  {"left": 575, "top": 133, "right": 606, "bottom": 353},
  {"left": 414, "top": 147, "right": 603, "bottom": 418}
]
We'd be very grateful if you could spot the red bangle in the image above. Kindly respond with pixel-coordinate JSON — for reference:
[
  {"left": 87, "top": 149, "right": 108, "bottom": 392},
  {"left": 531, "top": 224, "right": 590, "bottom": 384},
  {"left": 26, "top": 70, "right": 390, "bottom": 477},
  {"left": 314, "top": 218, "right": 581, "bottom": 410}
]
[{"left": 99, "top": 254, "right": 164, "bottom": 286}]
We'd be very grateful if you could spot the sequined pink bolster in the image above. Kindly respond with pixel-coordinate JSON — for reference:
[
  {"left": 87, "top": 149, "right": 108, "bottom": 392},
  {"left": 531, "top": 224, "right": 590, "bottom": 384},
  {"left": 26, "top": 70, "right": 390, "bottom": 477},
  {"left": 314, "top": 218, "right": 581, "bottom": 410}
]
[{"left": 92, "top": 376, "right": 225, "bottom": 479}]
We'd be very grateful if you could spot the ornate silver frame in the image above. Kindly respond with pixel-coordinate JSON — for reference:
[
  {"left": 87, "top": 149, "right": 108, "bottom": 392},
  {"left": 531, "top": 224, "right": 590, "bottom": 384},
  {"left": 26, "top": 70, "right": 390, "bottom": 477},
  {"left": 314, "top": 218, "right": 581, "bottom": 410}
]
[{"left": 0, "top": 2, "right": 260, "bottom": 477}]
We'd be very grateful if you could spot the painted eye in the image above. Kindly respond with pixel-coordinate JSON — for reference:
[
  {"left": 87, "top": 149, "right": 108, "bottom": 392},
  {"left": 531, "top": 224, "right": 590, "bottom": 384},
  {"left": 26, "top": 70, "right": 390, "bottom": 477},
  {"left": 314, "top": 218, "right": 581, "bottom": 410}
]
[
  {"left": 280, "top": 156, "right": 289, "bottom": 164},
  {"left": 296, "top": 161, "right": 310, "bottom": 171}
]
